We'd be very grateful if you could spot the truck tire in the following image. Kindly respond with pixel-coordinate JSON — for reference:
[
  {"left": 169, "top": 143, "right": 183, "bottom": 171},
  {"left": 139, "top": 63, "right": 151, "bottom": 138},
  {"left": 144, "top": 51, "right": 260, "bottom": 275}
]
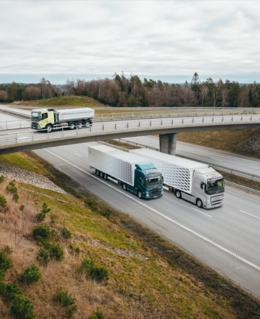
[
  {"left": 137, "top": 190, "right": 142, "bottom": 199},
  {"left": 77, "top": 122, "right": 83, "bottom": 129},
  {"left": 100, "top": 172, "right": 103, "bottom": 178},
  {"left": 95, "top": 169, "right": 100, "bottom": 176},
  {"left": 69, "top": 122, "right": 75, "bottom": 130},
  {"left": 175, "top": 190, "right": 182, "bottom": 199},
  {"left": 103, "top": 174, "right": 108, "bottom": 180},
  {"left": 85, "top": 121, "right": 90, "bottom": 128},
  {"left": 46, "top": 124, "right": 52, "bottom": 133},
  {"left": 196, "top": 199, "right": 203, "bottom": 208},
  {"left": 122, "top": 183, "right": 127, "bottom": 191}
]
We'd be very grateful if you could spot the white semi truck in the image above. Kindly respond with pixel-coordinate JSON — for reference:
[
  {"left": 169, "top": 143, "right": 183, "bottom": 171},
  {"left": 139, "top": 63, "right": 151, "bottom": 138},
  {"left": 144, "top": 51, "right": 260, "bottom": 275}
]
[
  {"left": 31, "top": 107, "right": 94, "bottom": 132},
  {"left": 129, "top": 148, "right": 224, "bottom": 209},
  {"left": 88, "top": 144, "right": 164, "bottom": 200}
]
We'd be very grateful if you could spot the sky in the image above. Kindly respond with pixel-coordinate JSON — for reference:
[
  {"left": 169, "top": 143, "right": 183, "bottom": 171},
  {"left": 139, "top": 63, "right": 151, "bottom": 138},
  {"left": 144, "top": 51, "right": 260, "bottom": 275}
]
[{"left": 1, "top": 0, "right": 260, "bottom": 84}]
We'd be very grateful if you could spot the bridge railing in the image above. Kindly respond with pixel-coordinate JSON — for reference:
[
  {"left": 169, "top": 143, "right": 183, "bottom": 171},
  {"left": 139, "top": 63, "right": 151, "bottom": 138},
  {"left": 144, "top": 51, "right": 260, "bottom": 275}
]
[
  {"left": 0, "top": 114, "right": 259, "bottom": 148},
  {"left": 0, "top": 107, "right": 260, "bottom": 131}
]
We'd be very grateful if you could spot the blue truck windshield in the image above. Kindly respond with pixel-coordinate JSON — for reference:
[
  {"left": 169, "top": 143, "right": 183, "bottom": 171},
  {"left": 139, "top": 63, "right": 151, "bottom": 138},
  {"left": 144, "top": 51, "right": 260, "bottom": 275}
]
[
  {"left": 206, "top": 178, "right": 224, "bottom": 194},
  {"left": 145, "top": 174, "right": 163, "bottom": 187}
]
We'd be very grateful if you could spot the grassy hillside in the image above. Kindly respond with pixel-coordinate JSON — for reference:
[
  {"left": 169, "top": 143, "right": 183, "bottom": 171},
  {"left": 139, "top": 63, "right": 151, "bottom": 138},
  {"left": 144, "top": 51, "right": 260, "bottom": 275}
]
[
  {"left": 12, "top": 96, "right": 105, "bottom": 108},
  {"left": 178, "top": 128, "right": 260, "bottom": 159},
  {"left": 0, "top": 151, "right": 260, "bottom": 318}
]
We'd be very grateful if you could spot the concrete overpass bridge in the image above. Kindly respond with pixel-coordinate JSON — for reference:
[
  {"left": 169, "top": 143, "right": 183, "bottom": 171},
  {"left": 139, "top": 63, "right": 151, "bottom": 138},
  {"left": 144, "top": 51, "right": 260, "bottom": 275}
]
[{"left": 0, "top": 113, "right": 259, "bottom": 155}]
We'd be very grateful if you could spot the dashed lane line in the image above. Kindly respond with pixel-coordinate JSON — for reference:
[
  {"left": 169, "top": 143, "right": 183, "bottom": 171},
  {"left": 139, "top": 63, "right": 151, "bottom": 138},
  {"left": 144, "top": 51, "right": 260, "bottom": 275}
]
[{"left": 46, "top": 149, "right": 260, "bottom": 272}]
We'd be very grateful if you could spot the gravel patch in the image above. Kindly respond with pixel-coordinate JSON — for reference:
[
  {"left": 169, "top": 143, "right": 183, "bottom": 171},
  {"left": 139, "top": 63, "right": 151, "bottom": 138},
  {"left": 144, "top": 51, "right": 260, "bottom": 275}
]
[{"left": 0, "top": 163, "right": 66, "bottom": 194}]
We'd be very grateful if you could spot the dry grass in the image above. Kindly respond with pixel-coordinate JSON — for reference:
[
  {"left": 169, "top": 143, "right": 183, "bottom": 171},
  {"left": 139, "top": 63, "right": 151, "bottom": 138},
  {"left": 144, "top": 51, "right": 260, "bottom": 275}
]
[
  {"left": 1, "top": 152, "right": 260, "bottom": 318},
  {"left": 177, "top": 128, "right": 260, "bottom": 159}
]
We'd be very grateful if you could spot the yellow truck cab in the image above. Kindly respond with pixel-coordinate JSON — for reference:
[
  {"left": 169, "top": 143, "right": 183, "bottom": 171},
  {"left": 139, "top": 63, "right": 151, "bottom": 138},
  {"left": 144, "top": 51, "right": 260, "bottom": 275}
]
[{"left": 31, "top": 108, "right": 94, "bottom": 132}]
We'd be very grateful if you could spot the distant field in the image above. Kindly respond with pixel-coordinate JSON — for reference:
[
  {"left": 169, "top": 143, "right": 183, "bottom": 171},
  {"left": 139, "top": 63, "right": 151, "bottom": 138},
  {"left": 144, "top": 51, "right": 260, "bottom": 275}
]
[{"left": 12, "top": 96, "right": 105, "bottom": 108}]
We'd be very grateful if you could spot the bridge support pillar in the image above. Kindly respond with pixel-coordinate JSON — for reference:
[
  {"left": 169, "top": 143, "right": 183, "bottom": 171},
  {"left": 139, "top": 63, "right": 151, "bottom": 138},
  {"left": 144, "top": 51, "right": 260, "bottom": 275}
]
[{"left": 159, "top": 133, "right": 177, "bottom": 155}]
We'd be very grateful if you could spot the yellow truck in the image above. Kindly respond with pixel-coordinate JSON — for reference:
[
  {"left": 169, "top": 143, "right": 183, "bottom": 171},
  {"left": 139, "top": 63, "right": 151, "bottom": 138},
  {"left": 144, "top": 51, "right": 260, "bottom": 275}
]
[{"left": 31, "top": 107, "right": 94, "bottom": 132}]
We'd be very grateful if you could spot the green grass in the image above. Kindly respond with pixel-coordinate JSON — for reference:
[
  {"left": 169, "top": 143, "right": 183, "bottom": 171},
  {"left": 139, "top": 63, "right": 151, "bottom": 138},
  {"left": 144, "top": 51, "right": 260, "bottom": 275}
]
[
  {"left": 12, "top": 96, "right": 105, "bottom": 108},
  {"left": 1, "top": 151, "right": 260, "bottom": 318}
]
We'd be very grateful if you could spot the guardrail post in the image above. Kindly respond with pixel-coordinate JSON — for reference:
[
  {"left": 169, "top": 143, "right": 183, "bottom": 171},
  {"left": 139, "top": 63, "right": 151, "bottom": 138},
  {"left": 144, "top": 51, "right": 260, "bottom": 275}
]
[
  {"left": 202, "top": 118, "right": 204, "bottom": 123},
  {"left": 115, "top": 123, "right": 117, "bottom": 130},
  {"left": 231, "top": 116, "right": 233, "bottom": 121},
  {"left": 182, "top": 118, "right": 184, "bottom": 124},
  {"left": 222, "top": 116, "right": 224, "bottom": 122},
  {"left": 102, "top": 124, "right": 104, "bottom": 131},
  {"left": 150, "top": 121, "right": 152, "bottom": 127},
  {"left": 212, "top": 117, "right": 214, "bottom": 122},
  {"left": 6, "top": 122, "right": 7, "bottom": 130},
  {"left": 15, "top": 133, "right": 18, "bottom": 143},
  {"left": 171, "top": 119, "right": 173, "bottom": 125},
  {"left": 192, "top": 118, "right": 194, "bottom": 124},
  {"left": 90, "top": 126, "right": 92, "bottom": 133},
  {"left": 138, "top": 122, "right": 141, "bottom": 127},
  {"left": 241, "top": 116, "right": 243, "bottom": 121},
  {"left": 161, "top": 120, "right": 163, "bottom": 125},
  {"left": 250, "top": 116, "right": 252, "bottom": 121},
  {"left": 47, "top": 131, "right": 49, "bottom": 139},
  {"left": 76, "top": 126, "right": 78, "bottom": 135},
  {"left": 32, "top": 134, "right": 34, "bottom": 141},
  {"left": 62, "top": 126, "right": 64, "bottom": 137}
]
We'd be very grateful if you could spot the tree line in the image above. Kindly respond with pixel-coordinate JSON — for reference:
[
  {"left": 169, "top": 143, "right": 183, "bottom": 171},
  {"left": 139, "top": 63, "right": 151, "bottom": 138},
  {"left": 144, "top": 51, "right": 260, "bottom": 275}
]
[
  {"left": 0, "top": 78, "right": 61, "bottom": 102},
  {"left": 1, "top": 73, "right": 260, "bottom": 108}
]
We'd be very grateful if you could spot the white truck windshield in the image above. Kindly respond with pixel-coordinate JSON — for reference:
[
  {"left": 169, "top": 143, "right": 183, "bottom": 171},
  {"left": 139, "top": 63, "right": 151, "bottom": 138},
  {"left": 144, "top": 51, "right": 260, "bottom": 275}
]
[
  {"left": 206, "top": 179, "right": 224, "bottom": 194},
  {"left": 31, "top": 112, "right": 41, "bottom": 121}
]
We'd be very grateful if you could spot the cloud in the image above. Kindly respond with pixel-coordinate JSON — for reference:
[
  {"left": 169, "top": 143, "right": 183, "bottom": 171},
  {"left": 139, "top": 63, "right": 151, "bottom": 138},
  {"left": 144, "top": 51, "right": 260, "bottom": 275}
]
[{"left": 0, "top": 0, "right": 260, "bottom": 82}]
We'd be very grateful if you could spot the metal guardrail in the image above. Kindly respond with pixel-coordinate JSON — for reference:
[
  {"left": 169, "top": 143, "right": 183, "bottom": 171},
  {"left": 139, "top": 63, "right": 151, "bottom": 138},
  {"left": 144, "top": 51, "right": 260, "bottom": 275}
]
[
  {"left": 0, "top": 114, "right": 259, "bottom": 148},
  {"left": 0, "top": 107, "right": 260, "bottom": 131}
]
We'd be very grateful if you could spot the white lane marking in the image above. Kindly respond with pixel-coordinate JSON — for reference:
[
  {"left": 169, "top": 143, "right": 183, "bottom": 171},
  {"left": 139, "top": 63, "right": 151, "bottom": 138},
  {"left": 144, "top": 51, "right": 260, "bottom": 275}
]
[
  {"left": 192, "top": 208, "right": 212, "bottom": 217},
  {"left": 46, "top": 150, "right": 260, "bottom": 272},
  {"left": 226, "top": 190, "right": 260, "bottom": 205},
  {"left": 239, "top": 210, "right": 260, "bottom": 220}
]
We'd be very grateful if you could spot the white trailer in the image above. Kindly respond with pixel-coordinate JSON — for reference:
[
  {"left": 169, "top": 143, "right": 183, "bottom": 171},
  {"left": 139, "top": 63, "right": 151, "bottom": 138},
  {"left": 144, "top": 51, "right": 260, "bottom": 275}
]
[
  {"left": 31, "top": 107, "right": 94, "bottom": 132},
  {"left": 88, "top": 144, "right": 163, "bottom": 199},
  {"left": 129, "top": 148, "right": 224, "bottom": 209}
]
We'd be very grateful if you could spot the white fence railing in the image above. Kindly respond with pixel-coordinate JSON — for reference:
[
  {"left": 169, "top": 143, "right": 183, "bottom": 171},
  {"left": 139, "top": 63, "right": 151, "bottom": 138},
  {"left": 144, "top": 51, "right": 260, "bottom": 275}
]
[
  {"left": 0, "top": 114, "right": 259, "bottom": 148},
  {"left": 0, "top": 107, "right": 260, "bottom": 131}
]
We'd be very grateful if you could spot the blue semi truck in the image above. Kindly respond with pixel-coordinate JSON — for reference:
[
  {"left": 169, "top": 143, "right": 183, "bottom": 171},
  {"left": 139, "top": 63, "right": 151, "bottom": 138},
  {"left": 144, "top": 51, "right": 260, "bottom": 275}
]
[{"left": 88, "top": 144, "right": 163, "bottom": 200}]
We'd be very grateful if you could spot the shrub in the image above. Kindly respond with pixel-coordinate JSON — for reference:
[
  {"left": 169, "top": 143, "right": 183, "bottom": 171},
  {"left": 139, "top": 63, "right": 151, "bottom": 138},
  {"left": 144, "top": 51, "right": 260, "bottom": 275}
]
[
  {"left": 22, "top": 264, "right": 41, "bottom": 284},
  {"left": 0, "top": 175, "right": 4, "bottom": 183},
  {"left": 36, "top": 249, "right": 50, "bottom": 266},
  {"left": 32, "top": 225, "right": 52, "bottom": 241},
  {"left": 0, "top": 194, "right": 7, "bottom": 208},
  {"left": 53, "top": 287, "right": 75, "bottom": 307},
  {"left": 12, "top": 192, "right": 19, "bottom": 203},
  {"left": 88, "top": 309, "right": 105, "bottom": 319},
  {"left": 41, "top": 202, "right": 51, "bottom": 214},
  {"left": 62, "top": 227, "right": 72, "bottom": 239},
  {"left": 78, "top": 259, "right": 109, "bottom": 282},
  {"left": 89, "top": 266, "right": 109, "bottom": 282},
  {"left": 6, "top": 181, "right": 17, "bottom": 194},
  {"left": 0, "top": 282, "right": 22, "bottom": 301},
  {"left": 0, "top": 269, "right": 5, "bottom": 281},
  {"left": 6, "top": 181, "right": 19, "bottom": 203},
  {"left": 3, "top": 245, "right": 12, "bottom": 255},
  {"left": 0, "top": 252, "right": 13, "bottom": 271},
  {"left": 49, "top": 244, "right": 64, "bottom": 261},
  {"left": 10, "top": 295, "right": 35, "bottom": 319},
  {"left": 36, "top": 212, "right": 46, "bottom": 222},
  {"left": 67, "top": 304, "right": 77, "bottom": 318},
  {"left": 19, "top": 204, "right": 25, "bottom": 211}
]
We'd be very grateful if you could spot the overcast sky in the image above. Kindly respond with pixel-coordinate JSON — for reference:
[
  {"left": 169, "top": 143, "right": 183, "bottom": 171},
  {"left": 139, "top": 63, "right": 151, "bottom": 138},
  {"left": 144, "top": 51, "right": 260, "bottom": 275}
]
[{"left": 1, "top": 0, "right": 260, "bottom": 84}]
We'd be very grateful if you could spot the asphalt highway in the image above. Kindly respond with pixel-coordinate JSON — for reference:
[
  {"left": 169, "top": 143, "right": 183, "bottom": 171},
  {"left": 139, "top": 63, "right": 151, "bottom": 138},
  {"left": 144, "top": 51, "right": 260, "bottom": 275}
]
[{"left": 35, "top": 143, "right": 260, "bottom": 299}]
